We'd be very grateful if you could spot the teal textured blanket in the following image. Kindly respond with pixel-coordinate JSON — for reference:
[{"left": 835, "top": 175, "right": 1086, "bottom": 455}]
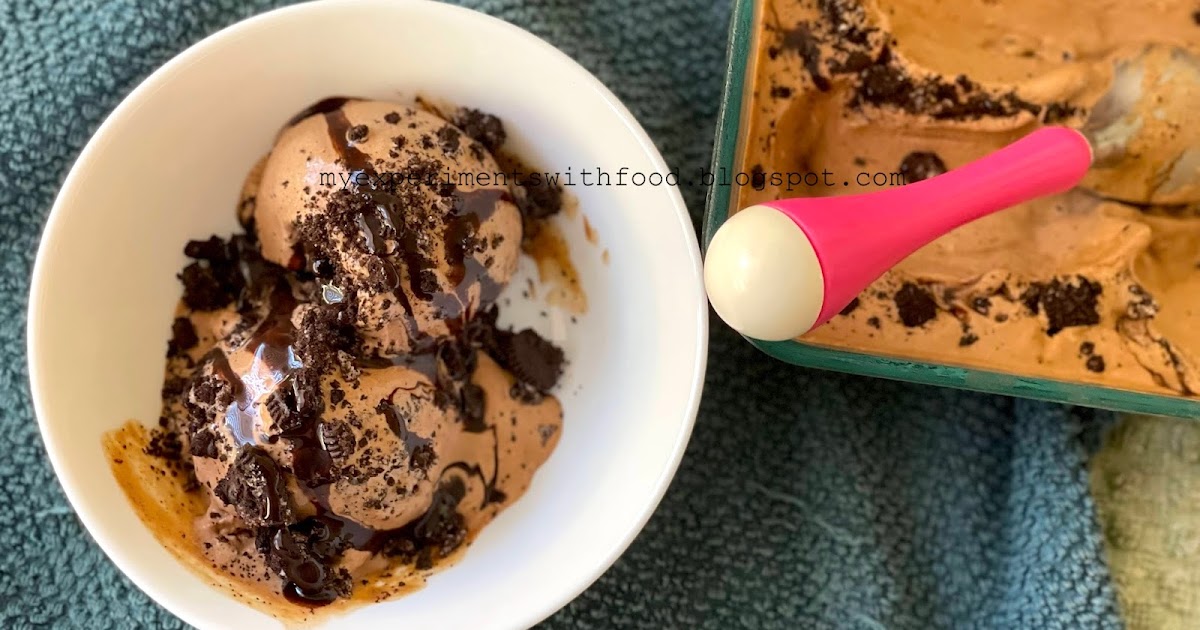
[{"left": 1, "top": 1, "right": 1121, "bottom": 628}]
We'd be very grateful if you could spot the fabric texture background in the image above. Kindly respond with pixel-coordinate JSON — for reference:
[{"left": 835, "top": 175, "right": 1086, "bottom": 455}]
[
  {"left": 1090, "top": 414, "right": 1200, "bottom": 630},
  {"left": 0, "top": 1, "right": 1126, "bottom": 628}
]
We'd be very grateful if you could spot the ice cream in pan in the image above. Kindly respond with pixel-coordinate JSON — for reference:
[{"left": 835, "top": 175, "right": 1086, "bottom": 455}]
[
  {"left": 721, "top": 0, "right": 1200, "bottom": 396},
  {"left": 106, "top": 98, "right": 570, "bottom": 611}
]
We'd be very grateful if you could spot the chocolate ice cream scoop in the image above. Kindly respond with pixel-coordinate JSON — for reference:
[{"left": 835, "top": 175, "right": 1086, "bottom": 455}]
[{"left": 254, "top": 100, "right": 523, "bottom": 355}]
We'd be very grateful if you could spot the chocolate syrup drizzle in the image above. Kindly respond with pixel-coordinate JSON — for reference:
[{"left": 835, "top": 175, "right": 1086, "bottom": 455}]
[
  {"left": 208, "top": 286, "right": 301, "bottom": 446},
  {"left": 380, "top": 385, "right": 434, "bottom": 460},
  {"left": 319, "top": 101, "right": 509, "bottom": 339}
]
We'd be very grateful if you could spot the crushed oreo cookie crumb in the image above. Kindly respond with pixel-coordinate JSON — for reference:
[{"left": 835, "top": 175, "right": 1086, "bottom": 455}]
[
  {"left": 168, "top": 317, "right": 198, "bottom": 356},
  {"left": 346, "top": 124, "right": 369, "bottom": 143},
  {"left": 451, "top": 108, "right": 506, "bottom": 152},
  {"left": 894, "top": 283, "right": 938, "bottom": 327},
  {"left": 214, "top": 446, "right": 292, "bottom": 527},
  {"left": 490, "top": 329, "right": 564, "bottom": 392},
  {"left": 899, "top": 152, "right": 947, "bottom": 184},
  {"left": 1023, "top": 277, "right": 1102, "bottom": 336}
]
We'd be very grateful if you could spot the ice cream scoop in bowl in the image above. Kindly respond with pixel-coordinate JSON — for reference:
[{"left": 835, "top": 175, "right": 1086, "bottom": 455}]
[
  {"left": 27, "top": 1, "right": 706, "bottom": 628},
  {"left": 706, "top": 44, "right": 1200, "bottom": 342}
]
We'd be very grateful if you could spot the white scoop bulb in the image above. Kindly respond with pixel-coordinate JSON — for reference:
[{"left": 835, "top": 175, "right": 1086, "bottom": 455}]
[{"left": 703, "top": 205, "right": 825, "bottom": 341}]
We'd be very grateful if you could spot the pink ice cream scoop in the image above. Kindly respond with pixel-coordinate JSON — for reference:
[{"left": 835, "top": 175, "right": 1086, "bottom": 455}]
[
  {"left": 705, "top": 45, "right": 1200, "bottom": 341},
  {"left": 704, "top": 126, "right": 1093, "bottom": 341}
]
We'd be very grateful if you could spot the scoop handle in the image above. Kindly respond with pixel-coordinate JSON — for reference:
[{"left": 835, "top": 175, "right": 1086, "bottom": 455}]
[{"left": 767, "top": 126, "right": 1094, "bottom": 327}]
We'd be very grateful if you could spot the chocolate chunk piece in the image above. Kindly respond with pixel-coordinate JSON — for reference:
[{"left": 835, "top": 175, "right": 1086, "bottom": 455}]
[
  {"left": 839, "top": 297, "right": 860, "bottom": 317},
  {"left": 1086, "top": 355, "right": 1106, "bottom": 373},
  {"left": 384, "top": 111, "right": 401, "bottom": 124},
  {"left": 894, "top": 283, "right": 938, "bottom": 327},
  {"left": 214, "top": 446, "right": 292, "bottom": 527},
  {"left": 899, "top": 152, "right": 947, "bottom": 184}
]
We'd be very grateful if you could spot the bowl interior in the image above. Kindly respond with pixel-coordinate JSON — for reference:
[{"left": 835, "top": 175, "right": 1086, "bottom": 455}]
[{"left": 27, "top": 1, "right": 707, "bottom": 628}]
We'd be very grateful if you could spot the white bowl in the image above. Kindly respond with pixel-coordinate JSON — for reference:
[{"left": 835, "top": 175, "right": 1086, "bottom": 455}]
[{"left": 26, "top": 1, "right": 707, "bottom": 628}]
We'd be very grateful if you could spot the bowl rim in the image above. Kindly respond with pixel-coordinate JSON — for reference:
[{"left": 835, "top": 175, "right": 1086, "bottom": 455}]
[
  {"left": 704, "top": 0, "right": 1200, "bottom": 419},
  {"left": 26, "top": 1, "right": 709, "bottom": 627}
]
